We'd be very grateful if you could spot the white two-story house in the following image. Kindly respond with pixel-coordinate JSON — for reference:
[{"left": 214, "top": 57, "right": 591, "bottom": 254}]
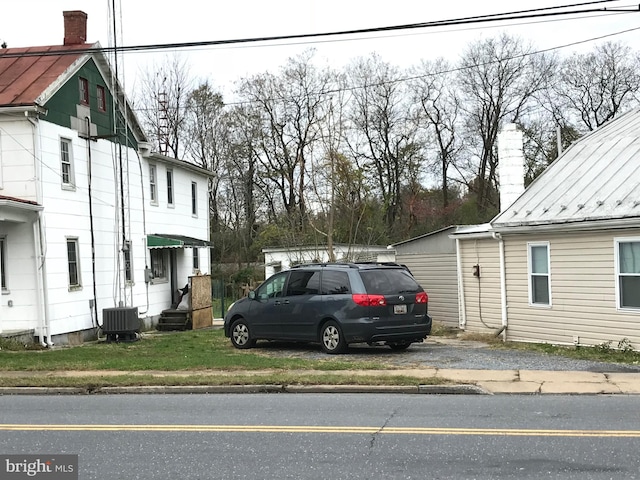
[{"left": 0, "top": 11, "right": 212, "bottom": 345}]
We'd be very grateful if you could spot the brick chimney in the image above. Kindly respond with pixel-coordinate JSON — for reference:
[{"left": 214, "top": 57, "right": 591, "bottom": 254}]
[{"left": 63, "top": 11, "right": 88, "bottom": 45}]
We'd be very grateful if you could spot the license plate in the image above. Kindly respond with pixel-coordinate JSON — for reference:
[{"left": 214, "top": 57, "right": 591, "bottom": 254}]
[{"left": 394, "top": 304, "right": 407, "bottom": 314}]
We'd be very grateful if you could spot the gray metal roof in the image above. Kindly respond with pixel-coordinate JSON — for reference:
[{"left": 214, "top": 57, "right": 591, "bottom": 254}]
[{"left": 492, "top": 107, "right": 640, "bottom": 229}]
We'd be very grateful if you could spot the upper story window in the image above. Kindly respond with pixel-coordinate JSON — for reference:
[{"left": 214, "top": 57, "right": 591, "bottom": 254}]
[
  {"left": 166, "top": 169, "right": 174, "bottom": 206},
  {"left": 67, "top": 237, "right": 82, "bottom": 290},
  {"left": 191, "top": 181, "right": 197, "bottom": 216},
  {"left": 528, "top": 242, "right": 551, "bottom": 306},
  {"left": 149, "top": 164, "right": 158, "bottom": 204},
  {"left": 616, "top": 238, "right": 640, "bottom": 310},
  {"left": 79, "top": 77, "right": 89, "bottom": 105},
  {"left": 0, "top": 236, "right": 7, "bottom": 292},
  {"left": 60, "top": 137, "right": 75, "bottom": 189},
  {"left": 97, "top": 85, "right": 106, "bottom": 112}
]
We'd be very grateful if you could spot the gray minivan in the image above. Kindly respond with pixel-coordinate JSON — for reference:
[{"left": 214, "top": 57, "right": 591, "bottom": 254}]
[{"left": 223, "top": 263, "right": 432, "bottom": 354}]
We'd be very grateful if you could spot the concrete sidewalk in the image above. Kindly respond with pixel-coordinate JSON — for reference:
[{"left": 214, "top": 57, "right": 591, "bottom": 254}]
[{"left": 2, "top": 367, "right": 640, "bottom": 395}]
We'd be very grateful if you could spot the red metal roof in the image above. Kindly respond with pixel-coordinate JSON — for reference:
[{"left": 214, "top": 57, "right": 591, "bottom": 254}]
[
  {"left": 0, "top": 194, "right": 40, "bottom": 206},
  {"left": 0, "top": 43, "right": 93, "bottom": 106}
]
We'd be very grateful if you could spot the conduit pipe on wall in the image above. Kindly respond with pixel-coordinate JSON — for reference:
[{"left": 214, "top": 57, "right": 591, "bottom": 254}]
[
  {"left": 27, "top": 115, "right": 52, "bottom": 347},
  {"left": 35, "top": 211, "right": 52, "bottom": 347},
  {"left": 455, "top": 238, "right": 467, "bottom": 330},
  {"left": 492, "top": 231, "right": 508, "bottom": 339}
]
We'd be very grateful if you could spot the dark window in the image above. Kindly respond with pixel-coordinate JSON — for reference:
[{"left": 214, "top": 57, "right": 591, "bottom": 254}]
[
  {"left": 286, "top": 270, "right": 321, "bottom": 296},
  {"left": 360, "top": 269, "right": 419, "bottom": 295},
  {"left": 67, "top": 238, "right": 81, "bottom": 287},
  {"left": 320, "top": 271, "right": 351, "bottom": 295},
  {"left": 166, "top": 169, "right": 174, "bottom": 205},
  {"left": 0, "top": 237, "right": 6, "bottom": 291},
  {"left": 193, "top": 248, "right": 199, "bottom": 270},
  {"left": 79, "top": 77, "right": 89, "bottom": 104},
  {"left": 97, "top": 85, "right": 106, "bottom": 111},
  {"left": 191, "top": 181, "right": 197, "bottom": 216}
]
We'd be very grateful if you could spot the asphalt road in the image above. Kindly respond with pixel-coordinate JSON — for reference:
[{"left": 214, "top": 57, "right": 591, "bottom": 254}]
[
  {"left": 251, "top": 337, "right": 640, "bottom": 373},
  {"left": 2, "top": 394, "right": 640, "bottom": 479}
]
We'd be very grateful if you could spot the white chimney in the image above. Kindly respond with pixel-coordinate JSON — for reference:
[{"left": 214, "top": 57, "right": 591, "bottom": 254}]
[{"left": 497, "top": 123, "right": 525, "bottom": 212}]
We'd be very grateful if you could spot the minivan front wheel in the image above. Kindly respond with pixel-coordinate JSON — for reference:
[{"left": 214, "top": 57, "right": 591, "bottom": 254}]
[
  {"left": 230, "top": 318, "right": 256, "bottom": 349},
  {"left": 320, "top": 321, "right": 347, "bottom": 354}
]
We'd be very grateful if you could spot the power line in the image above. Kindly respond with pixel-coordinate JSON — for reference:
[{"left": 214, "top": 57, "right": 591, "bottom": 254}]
[{"left": 1, "top": 2, "right": 637, "bottom": 59}]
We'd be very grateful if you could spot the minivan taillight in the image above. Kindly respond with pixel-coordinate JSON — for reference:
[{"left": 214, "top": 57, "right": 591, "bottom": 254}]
[
  {"left": 415, "top": 292, "right": 428, "bottom": 304},
  {"left": 352, "top": 294, "right": 387, "bottom": 307}
]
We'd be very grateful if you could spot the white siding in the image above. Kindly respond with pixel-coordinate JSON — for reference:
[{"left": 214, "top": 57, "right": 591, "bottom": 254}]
[
  {"left": 0, "top": 118, "right": 38, "bottom": 200},
  {"left": 396, "top": 253, "right": 459, "bottom": 327},
  {"left": 0, "top": 221, "right": 38, "bottom": 331},
  {"left": 504, "top": 229, "right": 640, "bottom": 348},
  {"left": 1, "top": 119, "right": 211, "bottom": 340},
  {"left": 459, "top": 237, "right": 503, "bottom": 333}
]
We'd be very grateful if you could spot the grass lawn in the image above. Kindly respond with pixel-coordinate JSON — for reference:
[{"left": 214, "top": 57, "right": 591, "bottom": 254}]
[{"left": 1, "top": 323, "right": 639, "bottom": 388}]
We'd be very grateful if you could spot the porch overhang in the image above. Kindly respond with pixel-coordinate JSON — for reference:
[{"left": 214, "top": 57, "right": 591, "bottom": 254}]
[{"left": 147, "top": 234, "right": 213, "bottom": 249}]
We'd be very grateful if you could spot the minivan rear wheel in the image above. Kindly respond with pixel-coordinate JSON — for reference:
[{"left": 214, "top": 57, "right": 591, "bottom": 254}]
[
  {"left": 230, "top": 318, "right": 256, "bottom": 349},
  {"left": 320, "top": 321, "right": 347, "bottom": 354},
  {"left": 388, "top": 342, "right": 411, "bottom": 351}
]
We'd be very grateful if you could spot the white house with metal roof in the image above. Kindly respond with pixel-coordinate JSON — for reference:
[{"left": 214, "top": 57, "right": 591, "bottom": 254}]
[{"left": 452, "top": 112, "right": 640, "bottom": 349}]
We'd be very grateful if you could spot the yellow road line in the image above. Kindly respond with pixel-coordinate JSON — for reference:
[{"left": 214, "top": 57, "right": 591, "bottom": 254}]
[{"left": 1, "top": 424, "right": 640, "bottom": 437}]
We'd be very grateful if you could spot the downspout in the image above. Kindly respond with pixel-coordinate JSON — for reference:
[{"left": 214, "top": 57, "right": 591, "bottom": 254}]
[
  {"left": 455, "top": 238, "right": 467, "bottom": 330},
  {"left": 37, "top": 213, "right": 53, "bottom": 346},
  {"left": 32, "top": 215, "right": 46, "bottom": 347},
  {"left": 492, "top": 231, "right": 508, "bottom": 339},
  {"left": 27, "top": 115, "right": 52, "bottom": 347}
]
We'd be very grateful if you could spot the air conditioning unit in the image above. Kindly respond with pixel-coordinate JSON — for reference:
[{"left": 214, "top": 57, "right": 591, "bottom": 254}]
[{"left": 102, "top": 307, "right": 140, "bottom": 342}]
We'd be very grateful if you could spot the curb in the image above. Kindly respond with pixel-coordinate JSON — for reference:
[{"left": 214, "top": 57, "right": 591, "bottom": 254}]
[{"left": 0, "top": 384, "right": 490, "bottom": 395}]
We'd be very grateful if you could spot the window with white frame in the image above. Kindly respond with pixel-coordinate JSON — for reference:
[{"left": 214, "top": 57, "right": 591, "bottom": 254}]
[
  {"left": 66, "top": 238, "right": 81, "bottom": 289},
  {"left": 60, "top": 138, "right": 75, "bottom": 188},
  {"left": 191, "top": 181, "right": 198, "bottom": 216},
  {"left": 123, "top": 240, "right": 133, "bottom": 283},
  {"left": 149, "top": 164, "right": 157, "bottom": 204},
  {"left": 150, "top": 249, "right": 167, "bottom": 281},
  {"left": 193, "top": 247, "right": 199, "bottom": 271},
  {"left": 616, "top": 238, "right": 640, "bottom": 309},
  {"left": 1, "top": 236, "right": 7, "bottom": 292},
  {"left": 528, "top": 242, "right": 550, "bottom": 306},
  {"left": 166, "top": 169, "right": 174, "bottom": 206}
]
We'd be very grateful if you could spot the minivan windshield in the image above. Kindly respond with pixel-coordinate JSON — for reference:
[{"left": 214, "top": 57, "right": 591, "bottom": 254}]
[{"left": 360, "top": 269, "right": 421, "bottom": 295}]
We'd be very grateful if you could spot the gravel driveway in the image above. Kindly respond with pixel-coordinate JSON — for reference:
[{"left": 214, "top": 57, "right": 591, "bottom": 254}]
[{"left": 253, "top": 337, "right": 640, "bottom": 373}]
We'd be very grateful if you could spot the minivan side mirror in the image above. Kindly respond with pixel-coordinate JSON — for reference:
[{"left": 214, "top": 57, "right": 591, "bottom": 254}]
[{"left": 248, "top": 290, "right": 256, "bottom": 300}]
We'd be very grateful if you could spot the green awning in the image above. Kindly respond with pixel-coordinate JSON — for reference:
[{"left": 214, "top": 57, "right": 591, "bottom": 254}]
[{"left": 147, "top": 234, "right": 213, "bottom": 249}]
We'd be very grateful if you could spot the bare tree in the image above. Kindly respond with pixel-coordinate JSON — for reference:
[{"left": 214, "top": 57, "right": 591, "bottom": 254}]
[
  {"left": 346, "top": 54, "right": 423, "bottom": 235},
  {"left": 236, "top": 50, "right": 330, "bottom": 231},
  {"left": 457, "top": 33, "right": 555, "bottom": 215},
  {"left": 410, "top": 58, "right": 463, "bottom": 209},
  {"left": 552, "top": 41, "right": 640, "bottom": 132},
  {"left": 134, "top": 54, "right": 192, "bottom": 158},
  {"left": 184, "top": 82, "right": 226, "bottom": 230}
]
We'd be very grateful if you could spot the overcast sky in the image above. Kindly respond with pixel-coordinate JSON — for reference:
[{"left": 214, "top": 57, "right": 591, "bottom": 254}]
[{"left": 2, "top": 1, "right": 640, "bottom": 97}]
